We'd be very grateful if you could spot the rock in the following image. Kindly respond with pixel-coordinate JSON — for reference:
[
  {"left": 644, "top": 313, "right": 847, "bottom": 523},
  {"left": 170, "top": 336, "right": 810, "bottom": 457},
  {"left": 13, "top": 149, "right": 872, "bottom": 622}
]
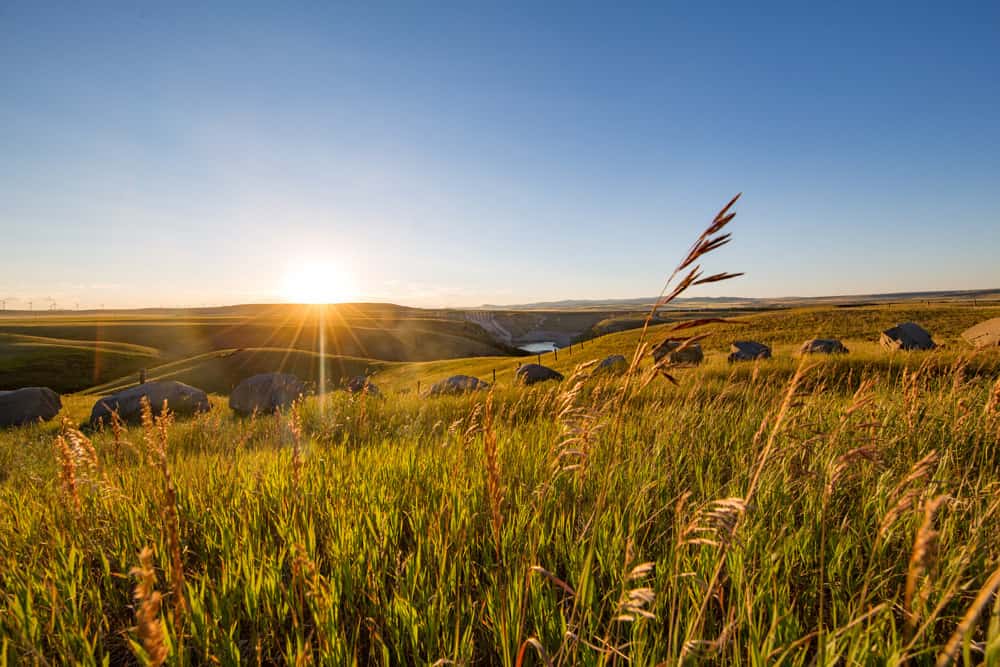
[
  {"left": 651, "top": 339, "right": 704, "bottom": 366},
  {"left": 800, "top": 338, "right": 849, "bottom": 355},
  {"left": 962, "top": 317, "right": 1000, "bottom": 349},
  {"left": 728, "top": 341, "right": 772, "bottom": 362},
  {"left": 880, "top": 322, "right": 935, "bottom": 351},
  {"left": 428, "top": 375, "right": 490, "bottom": 396},
  {"left": 516, "top": 363, "right": 564, "bottom": 385},
  {"left": 90, "top": 381, "right": 210, "bottom": 426},
  {"left": 593, "top": 354, "right": 629, "bottom": 376},
  {"left": 230, "top": 373, "right": 305, "bottom": 416},
  {"left": 0, "top": 387, "right": 62, "bottom": 427},
  {"left": 346, "top": 376, "right": 381, "bottom": 397}
]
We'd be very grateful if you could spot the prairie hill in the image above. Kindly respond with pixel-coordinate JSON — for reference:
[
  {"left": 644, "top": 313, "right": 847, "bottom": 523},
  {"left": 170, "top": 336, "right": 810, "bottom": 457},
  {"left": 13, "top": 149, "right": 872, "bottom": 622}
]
[
  {"left": 368, "top": 303, "right": 1000, "bottom": 392},
  {"left": 0, "top": 303, "right": 520, "bottom": 392}
]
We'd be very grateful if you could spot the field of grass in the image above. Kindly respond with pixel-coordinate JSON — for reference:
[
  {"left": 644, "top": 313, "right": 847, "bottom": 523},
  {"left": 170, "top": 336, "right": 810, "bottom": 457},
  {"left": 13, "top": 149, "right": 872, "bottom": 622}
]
[
  {"left": 0, "top": 304, "right": 522, "bottom": 393},
  {"left": 2, "top": 302, "right": 1000, "bottom": 664}
]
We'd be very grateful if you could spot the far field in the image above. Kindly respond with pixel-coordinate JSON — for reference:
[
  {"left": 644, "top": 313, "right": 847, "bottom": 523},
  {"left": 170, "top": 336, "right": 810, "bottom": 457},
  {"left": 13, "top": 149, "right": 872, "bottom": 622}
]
[
  {"left": 2, "top": 296, "right": 999, "bottom": 398},
  {"left": 1, "top": 301, "right": 999, "bottom": 663}
]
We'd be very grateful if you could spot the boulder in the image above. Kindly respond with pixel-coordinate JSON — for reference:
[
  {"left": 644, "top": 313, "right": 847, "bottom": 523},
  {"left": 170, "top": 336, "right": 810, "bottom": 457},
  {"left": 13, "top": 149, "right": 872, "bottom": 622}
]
[
  {"left": 0, "top": 387, "right": 62, "bottom": 427},
  {"left": 230, "top": 373, "right": 305, "bottom": 416},
  {"left": 651, "top": 339, "right": 704, "bottom": 366},
  {"left": 800, "top": 339, "right": 849, "bottom": 355},
  {"left": 593, "top": 354, "right": 629, "bottom": 376},
  {"left": 428, "top": 375, "right": 489, "bottom": 396},
  {"left": 962, "top": 317, "right": 1000, "bottom": 349},
  {"left": 728, "top": 341, "right": 772, "bottom": 362},
  {"left": 346, "top": 375, "right": 381, "bottom": 397},
  {"left": 90, "top": 381, "right": 209, "bottom": 426},
  {"left": 880, "top": 322, "right": 935, "bottom": 351},
  {"left": 516, "top": 363, "right": 564, "bottom": 385}
]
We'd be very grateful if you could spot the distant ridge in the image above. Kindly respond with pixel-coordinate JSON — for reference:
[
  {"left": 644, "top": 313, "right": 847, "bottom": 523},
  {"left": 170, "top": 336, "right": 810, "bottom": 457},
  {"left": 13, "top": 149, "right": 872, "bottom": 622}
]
[{"left": 481, "top": 288, "right": 1000, "bottom": 311}]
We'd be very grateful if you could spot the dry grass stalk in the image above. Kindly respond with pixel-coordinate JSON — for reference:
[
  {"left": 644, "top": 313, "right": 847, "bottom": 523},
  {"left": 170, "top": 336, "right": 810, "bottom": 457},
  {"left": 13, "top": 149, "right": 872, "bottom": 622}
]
[
  {"left": 61, "top": 418, "right": 100, "bottom": 473},
  {"left": 935, "top": 562, "right": 1000, "bottom": 667},
  {"left": 625, "top": 194, "right": 742, "bottom": 382},
  {"left": 904, "top": 494, "right": 949, "bottom": 635},
  {"left": 824, "top": 445, "right": 880, "bottom": 500},
  {"left": 551, "top": 366, "right": 606, "bottom": 480},
  {"left": 879, "top": 450, "right": 940, "bottom": 538},
  {"left": 289, "top": 399, "right": 304, "bottom": 489},
  {"left": 515, "top": 637, "right": 552, "bottom": 667},
  {"left": 983, "top": 375, "right": 1000, "bottom": 420},
  {"left": 141, "top": 397, "right": 187, "bottom": 625},
  {"left": 681, "top": 497, "right": 747, "bottom": 548},
  {"left": 130, "top": 546, "right": 168, "bottom": 667},
  {"left": 482, "top": 391, "right": 504, "bottom": 562},
  {"left": 53, "top": 434, "right": 80, "bottom": 514}
]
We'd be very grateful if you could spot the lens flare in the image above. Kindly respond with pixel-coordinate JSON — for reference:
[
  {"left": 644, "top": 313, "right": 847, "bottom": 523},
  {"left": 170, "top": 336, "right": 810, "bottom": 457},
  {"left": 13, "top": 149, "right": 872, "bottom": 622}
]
[{"left": 280, "top": 261, "right": 358, "bottom": 304}]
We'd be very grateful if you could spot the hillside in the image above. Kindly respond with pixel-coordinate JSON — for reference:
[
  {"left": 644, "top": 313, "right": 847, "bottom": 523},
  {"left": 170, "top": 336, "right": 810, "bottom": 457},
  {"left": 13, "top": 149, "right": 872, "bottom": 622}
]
[
  {"left": 2, "top": 302, "right": 999, "bottom": 663},
  {"left": 0, "top": 304, "right": 521, "bottom": 392}
]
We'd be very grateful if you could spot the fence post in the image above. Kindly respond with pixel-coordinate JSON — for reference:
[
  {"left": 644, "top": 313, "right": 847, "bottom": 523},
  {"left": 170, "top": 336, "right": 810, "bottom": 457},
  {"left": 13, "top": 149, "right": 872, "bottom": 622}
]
[
  {"left": 537, "top": 353, "right": 541, "bottom": 365},
  {"left": 554, "top": 348, "right": 558, "bottom": 361},
  {"left": 492, "top": 368, "right": 496, "bottom": 383},
  {"left": 417, "top": 380, "right": 421, "bottom": 395}
]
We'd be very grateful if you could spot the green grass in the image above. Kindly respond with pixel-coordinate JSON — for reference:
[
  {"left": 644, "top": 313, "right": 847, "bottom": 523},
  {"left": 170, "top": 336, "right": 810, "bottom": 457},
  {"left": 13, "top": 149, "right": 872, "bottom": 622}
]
[
  {"left": 0, "top": 304, "right": 523, "bottom": 393},
  {"left": 0, "top": 333, "right": 160, "bottom": 394},
  {"left": 1, "top": 304, "right": 1000, "bottom": 664}
]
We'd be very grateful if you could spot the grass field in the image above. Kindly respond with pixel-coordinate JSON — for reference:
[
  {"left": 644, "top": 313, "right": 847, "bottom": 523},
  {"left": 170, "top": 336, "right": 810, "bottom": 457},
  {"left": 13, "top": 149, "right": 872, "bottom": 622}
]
[
  {"left": 1, "top": 302, "right": 1000, "bottom": 664},
  {"left": 0, "top": 304, "right": 525, "bottom": 394}
]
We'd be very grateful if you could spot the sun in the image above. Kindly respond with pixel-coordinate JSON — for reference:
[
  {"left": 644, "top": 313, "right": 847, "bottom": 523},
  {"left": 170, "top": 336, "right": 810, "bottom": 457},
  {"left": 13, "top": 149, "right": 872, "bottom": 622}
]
[{"left": 280, "top": 261, "right": 359, "bottom": 304}]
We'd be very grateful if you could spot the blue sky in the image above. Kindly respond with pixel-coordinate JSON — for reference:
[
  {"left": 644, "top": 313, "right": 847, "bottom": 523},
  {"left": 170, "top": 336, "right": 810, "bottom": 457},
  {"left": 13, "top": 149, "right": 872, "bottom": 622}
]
[{"left": 1, "top": 2, "right": 998, "bottom": 308}]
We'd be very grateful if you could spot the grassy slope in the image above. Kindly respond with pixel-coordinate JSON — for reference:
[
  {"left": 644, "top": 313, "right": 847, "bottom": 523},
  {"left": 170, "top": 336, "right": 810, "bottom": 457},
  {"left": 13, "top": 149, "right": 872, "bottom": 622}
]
[
  {"left": 0, "top": 333, "right": 160, "bottom": 393},
  {"left": 0, "top": 305, "right": 519, "bottom": 392},
  {"left": 1, "top": 335, "right": 999, "bottom": 663},
  {"left": 370, "top": 303, "right": 1000, "bottom": 392}
]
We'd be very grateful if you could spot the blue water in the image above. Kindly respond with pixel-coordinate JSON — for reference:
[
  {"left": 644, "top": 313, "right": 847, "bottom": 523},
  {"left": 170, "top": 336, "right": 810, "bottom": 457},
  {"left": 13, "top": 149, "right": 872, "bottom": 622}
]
[{"left": 518, "top": 341, "right": 559, "bottom": 353}]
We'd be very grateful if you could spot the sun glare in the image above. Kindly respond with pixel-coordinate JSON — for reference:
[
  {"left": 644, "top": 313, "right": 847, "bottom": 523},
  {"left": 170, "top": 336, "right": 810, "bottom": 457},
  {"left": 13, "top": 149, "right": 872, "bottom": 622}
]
[{"left": 281, "top": 261, "right": 359, "bottom": 304}]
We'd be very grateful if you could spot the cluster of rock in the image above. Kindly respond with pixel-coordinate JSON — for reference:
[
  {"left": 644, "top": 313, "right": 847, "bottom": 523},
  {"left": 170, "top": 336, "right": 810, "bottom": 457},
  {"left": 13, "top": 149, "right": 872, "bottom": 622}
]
[
  {"left": 728, "top": 341, "right": 771, "bottom": 362},
  {"left": 962, "top": 317, "right": 1000, "bottom": 349},
  {"left": 651, "top": 339, "right": 704, "bottom": 366},
  {"left": 90, "top": 380, "right": 210, "bottom": 426},
  {"left": 229, "top": 373, "right": 305, "bottom": 416},
  {"left": 880, "top": 322, "right": 935, "bottom": 351},
  {"left": 800, "top": 338, "right": 849, "bottom": 355},
  {"left": 593, "top": 354, "right": 628, "bottom": 376},
  {"left": 0, "top": 387, "right": 62, "bottom": 427},
  {"left": 427, "top": 375, "right": 490, "bottom": 396},
  {"left": 516, "top": 363, "right": 564, "bottom": 385},
  {"left": 346, "top": 375, "right": 381, "bottom": 397}
]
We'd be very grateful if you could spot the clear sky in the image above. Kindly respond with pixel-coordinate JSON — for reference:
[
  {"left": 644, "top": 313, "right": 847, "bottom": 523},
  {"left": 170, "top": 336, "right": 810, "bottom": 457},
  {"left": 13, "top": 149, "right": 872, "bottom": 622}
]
[{"left": 2, "top": 2, "right": 998, "bottom": 309}]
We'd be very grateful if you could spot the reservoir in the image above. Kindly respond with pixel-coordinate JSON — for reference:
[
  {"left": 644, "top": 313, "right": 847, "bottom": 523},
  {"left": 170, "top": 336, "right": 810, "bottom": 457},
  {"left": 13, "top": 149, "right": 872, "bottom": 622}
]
[{"left": 518, "top": 341, "right": 559, "bottom": 354}]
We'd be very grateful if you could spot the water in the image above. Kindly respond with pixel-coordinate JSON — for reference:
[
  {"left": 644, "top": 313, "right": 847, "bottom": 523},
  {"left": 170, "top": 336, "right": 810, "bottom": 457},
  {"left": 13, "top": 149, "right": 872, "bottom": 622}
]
[{"left": 518, "top": 341, "right": 559, "bottom": 354}]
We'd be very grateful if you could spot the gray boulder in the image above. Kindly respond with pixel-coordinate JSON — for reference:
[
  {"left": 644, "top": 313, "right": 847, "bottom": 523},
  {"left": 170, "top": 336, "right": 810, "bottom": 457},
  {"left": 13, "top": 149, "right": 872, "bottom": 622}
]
[
  {"left": 962, "top": 317, "right": 1000, "bottom": 349},
  {"left": 880, "top": 322, "right": 935, "bottom": 351},
  {"left": 428, "top": 375, "right": 489, "bottom": 396},
  {"left": 90, "top": 380, "right": 209, "bottom": 426},
  {"left": 728, "top": 341, "right": 772, "bottom": 362},
  {"left": 346, "top": 375, "right": 381, "bottom": 397},
  {"left": 230, "top": 373, "right": 305, "bottom": 416},
  {"left": 516, "top": 363, "right": 564, "bottom": 385},
  {"left": 651, "top": 339, "right": 704, "bottom": 366},
  {"left": 0, "top": 387, "right": 62, "bottom": 427},
  {"left": 593, "top": 354, "right": 629, "bottom": 376},
  {"left": 800, "top": 338, "right": 849, "bottom": 355}
]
